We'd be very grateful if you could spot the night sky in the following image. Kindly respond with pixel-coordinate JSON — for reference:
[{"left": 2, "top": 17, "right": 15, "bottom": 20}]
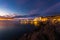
[{"left": 0, "top": 0, "right": 60, "bottom": 16}]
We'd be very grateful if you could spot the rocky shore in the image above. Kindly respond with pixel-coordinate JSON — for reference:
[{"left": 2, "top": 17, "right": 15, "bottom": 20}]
[{"left": 19, "top": 22, "right": 60, "bottom": 40}]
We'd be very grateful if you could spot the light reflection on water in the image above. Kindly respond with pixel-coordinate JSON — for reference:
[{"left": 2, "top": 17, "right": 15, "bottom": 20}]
[
  {"left": 0, "top": 20, "right": 37, "bottom": 40},
  {"left": 0, "top": 20, "right": 18, "bottom": 30},
  {"left": 20, "top": 21, "right": 40, "bottom": 27},
  {"left": 0, "top": 19, "right": 60, "bottom": 40}
]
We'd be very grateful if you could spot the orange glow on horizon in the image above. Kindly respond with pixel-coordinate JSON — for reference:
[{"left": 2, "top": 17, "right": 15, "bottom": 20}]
[{"left": 0, "top": 17, "right": 13, "bottom": 20}]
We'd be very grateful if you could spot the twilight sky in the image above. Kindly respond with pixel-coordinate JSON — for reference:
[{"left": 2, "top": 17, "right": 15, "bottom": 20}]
[{"left": 0, "top": 0, "right": 60, "bottom": 16}]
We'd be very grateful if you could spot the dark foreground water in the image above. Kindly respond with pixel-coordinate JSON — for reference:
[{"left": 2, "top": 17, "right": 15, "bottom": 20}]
[
  {"left": 0, "top": 20, "right": 37, "bottom": 40},
  {"left": 0, "top": 20, "right": 60, "bottom": 40}
]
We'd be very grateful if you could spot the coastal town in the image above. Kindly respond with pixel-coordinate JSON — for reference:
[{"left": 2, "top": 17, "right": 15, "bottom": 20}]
[{"left": 0, "top": 15, "right": 60, "bottom": 26}]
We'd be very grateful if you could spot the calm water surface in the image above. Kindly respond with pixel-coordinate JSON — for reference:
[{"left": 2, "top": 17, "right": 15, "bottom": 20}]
[{"left": 0, "top": 20, "right": 36, "bottom": 40}]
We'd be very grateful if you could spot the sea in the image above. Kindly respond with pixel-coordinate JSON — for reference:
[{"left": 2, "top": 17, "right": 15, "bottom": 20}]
[{"left": 0, "top": 20, "right": 37, "bottom": 40}]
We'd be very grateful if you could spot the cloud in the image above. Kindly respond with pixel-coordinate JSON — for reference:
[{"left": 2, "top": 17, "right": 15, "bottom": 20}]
[
  {"left": 25, "top": 1, "right": 46, "bottom": 15},
  {"left": 34, "top": 1, "right": 45, "bottom": 9},
  {"left": 42, "top": 2, "right": 60, "bottom": 16},
  {"left": 27, "top": 9, "right": 39, "bottom": 15},
  {"left": 16, "top": 0, "right": 29, "bottom": 5}
]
